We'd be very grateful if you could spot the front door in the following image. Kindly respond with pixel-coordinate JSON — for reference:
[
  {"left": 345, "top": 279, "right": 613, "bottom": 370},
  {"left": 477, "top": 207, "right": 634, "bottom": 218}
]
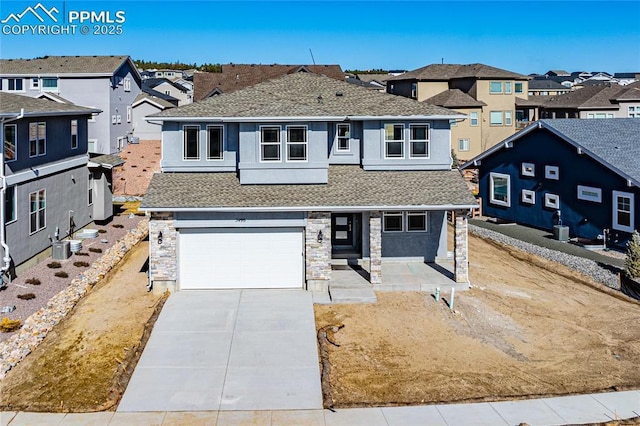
[{"left": 331, "top": 213, "right": 361, "bottom": 256}]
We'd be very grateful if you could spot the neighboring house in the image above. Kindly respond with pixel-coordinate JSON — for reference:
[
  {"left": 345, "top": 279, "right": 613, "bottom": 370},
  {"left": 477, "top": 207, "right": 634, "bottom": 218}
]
[
  {"left": 0, "top": 55, "right": 142, "bottom": 155},
  {"left": 131, "top": 93, "right": 176, "bottom": 142},
  {"left": 387, "top": 63, "right": 532, "bottom": 162},
  {"left": 540, "top": 81, "right": 640, "bottom": 119},
  {"left": 0, "top": 93, "right": 105, "bottom": 277},
  {"left": 614, "top": 73, "right": 640, "bottom": 86},
  {"left": 545, "top": 70, "right": 571, "bottom": 77},
  {"left": 355, "top": 73, "right": 394, "bottom": 87},
  {"left": 528, "top": 79, "right": 571, "bottom": 97},
  {"left": 345, "top": 76, "right": 386, "bottom": 92},
  {"left": 151, "top": 69, "right": 185, "bottom": 80},
  {"left": 193, "top": 64, "right": 345, "bottom": 101},
  {"left": 142, "top": 78, "right": 192, "bottom": 106},
  {"left": 461, "top": 119, "right": 640, "bottom": 248},
  {"left": 141, "top": 73, "right": 477, "bottom": 295}
]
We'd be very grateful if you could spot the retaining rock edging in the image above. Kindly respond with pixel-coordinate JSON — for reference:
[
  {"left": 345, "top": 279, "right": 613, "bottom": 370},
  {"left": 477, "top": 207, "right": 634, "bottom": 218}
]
[{"left": 0, "top": 219, "right": 150, "bottom": 380}]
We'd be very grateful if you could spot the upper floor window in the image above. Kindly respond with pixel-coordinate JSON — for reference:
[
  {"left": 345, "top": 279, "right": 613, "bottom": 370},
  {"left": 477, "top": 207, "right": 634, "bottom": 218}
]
[
  {"left": 505, "top": 82, "right": 512, "bottom": 94},
  {"left": 384, "top": 124, "right": 404, "bottom": 159},
  {"left": 207, "top": 125, "right": 223, "bottom": 160},
  {"left": 124, "top": 78, "right": 131, "bottom": 92},
  {"left": 126, "top": 106, "right": 132, "bottom": 123},
  {"left": 31, "top": 78, "right": 39, "bottom": 89},
  {"left": 88, "top": 172, "right": 94, "bottom": 206},
  {"left": 489, "top": 172, "right": 510, "bottom": 207},
  {"left": 505, "top": 111, "right": 513, "bottom": 126},
  {"left": 41, "top": 78, "right": 58, "bottom": 92},
  {"left": 489, "top": 81, "right": 502, "bottom": 94},
  {"left": 29, "top": 122, "right": 46, "bottom": 157},
  {"left": 71, "top": 120, "right": 78, "bottom": 149},
  {"left": 29, "top": 189, "right": 46, "bottom": 234},
  {"left": 336, "top": 124, "right": 350, "bottom": 152},
  {"left": 260, "top": 126, "right": 281, "bottom": 161},
  {"left": 411, "top": 82, "right": 417, "bottom": 99},
  {"left": 470, "top": 111, "right": 479, "bottom": 126},
  {"left": 7, "top": 78, "right": 23, "bottom": 91},
  {"left": 183, "top": 125, "right": 200, "bottom": 160},
  {"left": 409, "top": 124, "right": 429, "bottom": 158},
  {"left": 5, "top": 185, "right": 16, "bottom": 224},
  {"left": 286, "top": 126, "right": 307, "bottom": 161},
  {"left": 629, "top": 106, "right": 640, "bottom": 118},
  {"left": 515, "top": 82, "right": 523, "bottom": 94},
  {"left": 4, "top": 124, "right": 16, "bottom": 162},
  {"left": 490, "top": 111, "right": 503, "bottom": 126}
]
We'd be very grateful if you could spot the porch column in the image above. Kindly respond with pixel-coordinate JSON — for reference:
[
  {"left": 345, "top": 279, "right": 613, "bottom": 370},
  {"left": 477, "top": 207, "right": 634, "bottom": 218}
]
[
  {"left": 454, "top": 211, "right": 469, "bottom": 284},
  {"left": 149, "top": 212, "right": 177, "bottom": 294},
  {"left": 305, "top": 212, "right": 331, "bottom": 292},
  {"left": 369, "top": 211, "right": 382, "bottom": 284}
]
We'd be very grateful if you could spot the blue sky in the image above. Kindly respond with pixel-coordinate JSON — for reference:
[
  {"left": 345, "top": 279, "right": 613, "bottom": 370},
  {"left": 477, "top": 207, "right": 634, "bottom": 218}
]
[{"left": 1, "top": 0, "right": 639, "bottom": 74}]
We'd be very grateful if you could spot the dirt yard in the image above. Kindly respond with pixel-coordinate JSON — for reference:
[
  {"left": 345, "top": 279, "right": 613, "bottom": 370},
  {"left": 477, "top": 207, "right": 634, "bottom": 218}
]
[
  {"left": 112, "top": 140, "right": 161, "bottom": 196},
  {"left": 315, "top": 231, "right": 640, "bottom": 408},
  {"left": 0, "top": 241, "right": 163, "bottom": 412}
]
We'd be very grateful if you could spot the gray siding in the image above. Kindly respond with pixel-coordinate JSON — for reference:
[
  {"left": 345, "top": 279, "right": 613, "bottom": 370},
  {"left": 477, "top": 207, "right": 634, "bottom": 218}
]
[
  {"left": 132, "top": 101, "right": 163, "bottom": 141},
  {"left": 328, "top": 122, "right": 361, "bottom": 165},
  {"left": 381, "top": 211, "right": 447, "bottom": 261}
]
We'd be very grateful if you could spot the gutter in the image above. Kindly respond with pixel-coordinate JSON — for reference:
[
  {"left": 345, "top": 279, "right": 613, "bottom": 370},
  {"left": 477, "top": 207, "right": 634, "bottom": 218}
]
[
  {"left": 145, "top": 114, "right": 468, "bottom": 123},
  {"left": 139, "top": 204, "right": 479, "bottom": 213},
  {"left": 0, "top": 109, "right": 23, "bottom": 278}
]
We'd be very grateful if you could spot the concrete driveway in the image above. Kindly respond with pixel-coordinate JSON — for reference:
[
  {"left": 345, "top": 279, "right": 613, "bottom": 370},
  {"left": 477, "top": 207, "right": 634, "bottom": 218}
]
[{"left": 117, "top": 289, "right": 323, "bottom": 412}]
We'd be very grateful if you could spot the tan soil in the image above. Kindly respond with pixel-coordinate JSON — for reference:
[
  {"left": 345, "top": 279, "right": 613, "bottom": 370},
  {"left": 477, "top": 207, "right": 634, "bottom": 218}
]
[
  {"left": 112, "top": 140, "right": 161, "bottom": 196},
  {"left": 0, "top": 240, "right": 162, "bottom": 412},
  {"left": 315, "top": 230, "right": 640, "bottom": 408}
]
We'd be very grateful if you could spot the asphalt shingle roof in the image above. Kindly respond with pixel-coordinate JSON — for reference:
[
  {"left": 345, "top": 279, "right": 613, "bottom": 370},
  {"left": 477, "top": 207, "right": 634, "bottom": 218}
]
[
  {"left": 194, "top": 64, "right": 345, "bottom": 100},
  {"left": 387, "top": 63, "right": 529, "bottom": 82},
  {"left": 0, "top": 55, "right": 129, "bottom": 75},
  {"left": 141, "top": 166, "right": 478, "bottom": 210},
  {"left": 0, "top": 92, "right": 98, "bottom": 115},
  {"left": 543, "top": 85, "right": 629, "bottom": 109},
  {"left": 424, "top": 89, "right": 486, "bottom": 108},
  {"left": 528, "top": 80, "right": 568, "bottom": 90},
  {"left": 152, "top": 72, "right": 461, "bottom": 119}
]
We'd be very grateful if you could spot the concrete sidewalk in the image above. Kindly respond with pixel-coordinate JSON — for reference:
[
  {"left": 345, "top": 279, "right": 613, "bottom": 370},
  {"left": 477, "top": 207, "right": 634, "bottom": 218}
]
[{"left": 2, "top": 389, "right": 639, "bottom": 425}]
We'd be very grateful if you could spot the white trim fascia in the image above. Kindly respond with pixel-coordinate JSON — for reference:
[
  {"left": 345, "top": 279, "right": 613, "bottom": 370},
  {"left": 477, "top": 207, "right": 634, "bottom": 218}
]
[
  {"left": 140, "top": 204, "right": 478, "bottom": 213},
  {"left": 1, "top": 73, "right": 114, "bottom": 78},
  {"left": 133, "top": 98, "right": 168, "bottom": 110},
  {"left": 6, "top": 155, "right": 88, "bottom": 186},
  {"left": 0, "top": 109, "right": 100, "bottom": 118},
  {"left": 146, "top": 114, "right": 468, "bottom": 123}
]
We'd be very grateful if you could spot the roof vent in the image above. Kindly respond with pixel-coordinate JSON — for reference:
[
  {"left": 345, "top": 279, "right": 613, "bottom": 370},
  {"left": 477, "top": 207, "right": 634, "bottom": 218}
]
[
  {"left": 317, "top": 95, "right": 324, "bottom": 104},
  {"left": 335, "top": 91, "right": 343, "bottom": 97}
]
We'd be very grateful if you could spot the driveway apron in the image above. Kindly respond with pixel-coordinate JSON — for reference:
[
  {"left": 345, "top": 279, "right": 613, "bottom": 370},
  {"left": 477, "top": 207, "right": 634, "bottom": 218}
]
[{"left": 117, "top": 289, "right": 323, "bottom": 412}]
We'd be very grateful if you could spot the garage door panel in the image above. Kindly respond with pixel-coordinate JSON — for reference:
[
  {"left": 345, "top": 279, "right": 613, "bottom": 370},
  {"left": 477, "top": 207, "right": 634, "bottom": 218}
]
[{"left": 179, "top": 228, "right": 303, "bottom": 290}]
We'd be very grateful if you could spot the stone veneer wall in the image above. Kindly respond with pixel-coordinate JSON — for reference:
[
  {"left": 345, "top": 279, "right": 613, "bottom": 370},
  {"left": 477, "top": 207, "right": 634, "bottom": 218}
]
[
  {"left": 305, "top": 212, "right": 331, "bottom": 291},
  {"left": 149, "top": 212, "right": 177, "bottom": 291},
  {"left": 454, "top": 213, "right": 469, "bottom": 283},
  {"left": 369, "top": 211, "right": 382, "bottom": 284}
]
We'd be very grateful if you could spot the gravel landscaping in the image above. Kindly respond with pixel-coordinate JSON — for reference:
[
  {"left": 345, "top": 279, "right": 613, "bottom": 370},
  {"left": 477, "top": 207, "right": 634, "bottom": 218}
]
[{"left": 0, "top": 213, "right": 145, "bottom": 344}]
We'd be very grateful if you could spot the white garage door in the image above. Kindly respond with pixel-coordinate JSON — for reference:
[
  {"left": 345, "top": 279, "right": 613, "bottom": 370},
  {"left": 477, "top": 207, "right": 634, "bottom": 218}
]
[{"left": 178, "top": 228, "right": 304, "bottom": 289}]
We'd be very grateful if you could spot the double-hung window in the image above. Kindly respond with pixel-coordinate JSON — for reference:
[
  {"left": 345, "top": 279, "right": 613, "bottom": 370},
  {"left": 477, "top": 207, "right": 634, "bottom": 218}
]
[
  {"left": 490, "top": 81, "right": 502, "bottom": 94},
  {"left": 29, "top": 189, "right": 46, "bottom": 234},
  {"left": 71, "top": 120, "right": 78, "bottom": 149},
  {"left": 470, "top": 112, "right": 479, "bottom": 126},
  {"left": 4, "top": 124, "right": 16, "bottom": 162},
  {"left": 8, "top": 78, "right": 23, "bottom": 91},
  {"left": 505, "top": 111, "right": 513, "bottom": 126},
  {"left": 31, "top": 78, "right": 40, "bottom": 89},
  {"left": 613, "top": 191, "right": 634, "bottom": 233},
  {"left": 407, "top": 211, "right": 427, "bottom": 232},
  {"left": 459, "top": 138, "right": 470, "bottom": 152},
  {"left": 629, "top": 106, "right": 639, "bottom": 118},
  {"left": 409, "top": 124, "right": 429, "bottom": 158},
  {"left": 515, "top": 82, "right": 523, "bottom": 94},
  {"left": 124, "top": 78, "right": 131, "bottom": 92},
  {"left": 336, "top": 124, "right": 350, "bottom": 151},
  {"left": 505, "top": 82, "right": 513, "bottom": 94},
  {"left": 286, "top": 126, "right": 307, "bottom": 161},
  {"left": 206, "top": 125, "right": 223, "bottom": 160},
  {"left": 41, "top": 78, "right": 58, "bottom": 92},
  {"left": 260, "top": 126, "right": 281, "bottom": 161},
  {"left": 384, "top": 124, "right": 404, "bottom": 158},
  {"left": 489, "top": 172, "right": 510, "bottom": 207},
  {"left": 5, "top": 185, "right": 16, "bottom": 224},
  {"left": 383, "top": 211, "right": 403, "bottom": 232},
  {"left": 88, "top": 173, "right": 94, "bottom": 206},
  {"left": 183, "top": 125, "right": 200, "bottom": 160},
  {"left": 29, "top": 122, "right": 46, "bottom": 157}
]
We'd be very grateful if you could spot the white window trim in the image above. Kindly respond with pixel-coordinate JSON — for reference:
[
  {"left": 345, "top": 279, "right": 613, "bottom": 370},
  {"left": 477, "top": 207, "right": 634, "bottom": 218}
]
[
  {"left": 470, "top": 112, "right": 479, "bottom": 126},
  {"left": 41, "top": 77, "right": 58, "bottom": 92},
  {"left": 5, "top": 185, "right": 16, "bottom": 225},
  {"left": 406, "top": 211, "right": 428, "bottom": 232},
  {"left": 285, "top": 125, "right": 308, "bottom": 162},
  {"left": 29, "top": 122, "right": 46, "bottom": 158},
  {"left": 489, "top": 81, "right": 503, "bottom": 94},
  {"left": 515, "top": 82, "right": 524, "bottom": 94},
  {"left": 383, "top": 211, "right": 404, "bottom": 233},
  {"left": 505, "top": 111, "right": 513, "bottom": 126},
  {"left": 522, "top": 189, "right": 535, "bottom": 204},
  {"left": 409, "top": 123, "right": 430, "bottom": 159},
  {"left": 612, "top": 191, "right": 635, "bottom": 233},
  {"left": 577, "top": 185, "right": 602, "bottom": 203},
  {"left": 124, "top": 78, "right": 131, "bottom": 92},
  {"left": 544, "top": 193, "right": 560, "bottom": 209},
  {"left": 7, "top": 78, "right": 25, "bottom": 92},
  {"left": 336, "top": 123, "right": 350, "bottom": 152},
  {"left": 182, "top": 125, "right": 200, "bottom": 161},
  {"left": 489, "top": 172, "right": 511, "bottom": 207},
  {"left": 126, "top": 106, "right": 132, "bottom": 123},
  {"left": 458, "top": 138, "right": 470, "bottom": 152},
  {"left": 29, "top": 189, "right": 46, "bottom": 235},
  {"left": 490, "top": 111, "right": 504, "bottom": 126},
  {"left": 545, "top": 165, "right": 559, "bottom": 180},
  {"left": 71, "top": 119, "right": 78, "bottom": 150},
  {"left": 384, "top": 123, "right": 405, "bottom": 159},
  {"left": 4, "top": 124, "right": 17, "bottom": 163},
  {"left": 88, "top": 172, "right": 94, "bottom": 207},
  {"left": 505, "top": 81, "right": 513, "bottom": 94},
  {"left": 116, "top": 115, "right": 122, "bottom": 124},
  {"left": 259, "top": 125, "right": 281, "bottom": 162},
  {"left": 521, "top": 162, "right": 535, "bottom": 177},
  {"left": 206, "top": 125, "right": 224, "bottom": 161},
  {"left": 30, "top": 77, "right": 40, "bottom": 90}
]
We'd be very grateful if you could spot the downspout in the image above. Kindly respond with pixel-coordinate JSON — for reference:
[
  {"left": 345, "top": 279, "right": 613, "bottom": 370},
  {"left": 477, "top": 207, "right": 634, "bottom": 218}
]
[{"left": 0, "top": 108, "right": 23, "bottom": 277}]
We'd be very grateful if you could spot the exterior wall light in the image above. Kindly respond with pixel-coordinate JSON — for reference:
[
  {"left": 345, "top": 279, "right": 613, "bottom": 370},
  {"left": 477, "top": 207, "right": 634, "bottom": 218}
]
[
  {"left": 157, "top": 231, "right": 163, "bottom": 245},
  {"left": 317, "top": 230, "right": 323, "bottom": 243}
]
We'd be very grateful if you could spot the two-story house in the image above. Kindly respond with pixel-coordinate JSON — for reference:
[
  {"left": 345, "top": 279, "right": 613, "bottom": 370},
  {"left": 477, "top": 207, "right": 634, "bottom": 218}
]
[
  {"left": 386, "top": 64, "right": 532, "bottom": 162},
  {"left": 141, "top": 73, "right": 477, "bottom": 297},
  {"left": 0, "top": 55, "right": 142, "bottom": 155},
  {"left": 0, "top": 93, "right": 101, "bottom": 278},
  {"left": 142, "top": 78, "right": 192, "bottom": 106}
]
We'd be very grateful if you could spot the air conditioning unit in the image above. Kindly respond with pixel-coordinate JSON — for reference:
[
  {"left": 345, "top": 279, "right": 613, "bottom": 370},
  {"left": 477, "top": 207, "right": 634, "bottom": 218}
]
[{"left": 52, "top": 241, "right": 71, "bottom": 260}]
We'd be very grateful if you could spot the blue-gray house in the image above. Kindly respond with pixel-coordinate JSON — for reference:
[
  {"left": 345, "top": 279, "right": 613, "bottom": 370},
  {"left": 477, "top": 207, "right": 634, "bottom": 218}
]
[
  {"left": 141, "top": 73, "right": 478, "bottom": 295},
  {"left": 462, "top": 119, "right": 640, "bottom": 247},
  {"left": 1, "top": 93, "right": 104, "bottom": 278}
]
